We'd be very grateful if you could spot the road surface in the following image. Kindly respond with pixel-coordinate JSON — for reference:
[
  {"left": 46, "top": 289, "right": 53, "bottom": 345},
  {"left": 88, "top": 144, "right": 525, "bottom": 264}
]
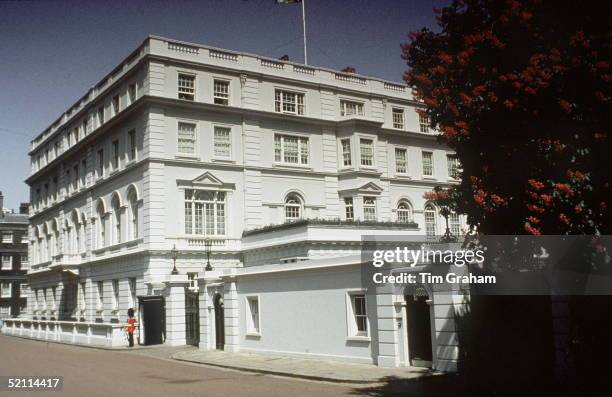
[{"left": 0, "top": 335, "right": 359, "bottom": 397}]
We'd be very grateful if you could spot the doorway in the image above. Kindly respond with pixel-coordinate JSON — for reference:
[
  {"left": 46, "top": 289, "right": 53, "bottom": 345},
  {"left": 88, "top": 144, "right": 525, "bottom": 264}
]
[
  {"left": 214, "top": 293, "right": 225, "bottom": 350},
  {"left": 185, "top": 291, "right": 200, "bottom": 346},
  {"left": 140, "top": 296, "right": 165, "bottom": 346},
  {"left": 405, "top": 294, "right": 433, "bottom": 367}
]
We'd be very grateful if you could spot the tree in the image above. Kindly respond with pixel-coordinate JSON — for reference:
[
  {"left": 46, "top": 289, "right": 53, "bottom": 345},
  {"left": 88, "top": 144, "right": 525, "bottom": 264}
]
[{"left": 402, "top": 0, "right": 611, "bottom": 235}]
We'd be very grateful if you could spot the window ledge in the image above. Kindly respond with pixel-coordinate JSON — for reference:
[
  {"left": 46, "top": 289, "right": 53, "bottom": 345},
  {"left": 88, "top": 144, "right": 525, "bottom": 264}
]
[
  {"left": 211, "top": 158, "right": 235, "bottom": 164},
  {"left": 422, "top": 176, "right": 437, "bottom": 181},
  {"left": 175, "top": 154, "right": 200, "bottom": 161},
  {"left": 395, "top": 174, "right": 411, "bottom": 179},
  {"left": 347, "top": 336, "right": 371, "bottom": 342},
  {"left": 246, "top": 332, "right": 262, "bottom": 338},
  {"left": 272, "top": 163, "right": 312, "bottom": 171}
]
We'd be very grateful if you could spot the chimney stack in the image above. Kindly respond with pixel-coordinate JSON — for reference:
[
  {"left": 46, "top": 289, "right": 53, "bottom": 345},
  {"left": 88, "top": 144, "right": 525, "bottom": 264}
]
[{"left": 19, "top": 203, "right": 29, "bottom": 215}]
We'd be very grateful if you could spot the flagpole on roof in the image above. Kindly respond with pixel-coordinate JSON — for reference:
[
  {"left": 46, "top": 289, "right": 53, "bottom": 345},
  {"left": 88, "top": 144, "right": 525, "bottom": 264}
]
[{"left": 302, "top": 0, "right": 308, "bottom": 64}]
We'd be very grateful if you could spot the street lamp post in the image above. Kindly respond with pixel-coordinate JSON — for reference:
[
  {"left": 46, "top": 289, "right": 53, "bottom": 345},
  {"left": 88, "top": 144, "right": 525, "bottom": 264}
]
[
  {"left": 204, "top": 238, "right": 213, "bottom": 271},
  {"left": 171, "top": 244, "right": 179, "bottom": 275}
]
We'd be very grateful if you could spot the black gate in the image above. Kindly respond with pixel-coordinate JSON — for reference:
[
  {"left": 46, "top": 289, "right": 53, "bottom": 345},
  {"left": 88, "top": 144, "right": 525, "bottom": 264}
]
[
  {"left": 185, "top": 291, "right": 200, "bottom": 346},
  {"left": 140, "top": 296, "right": 165, "bottom": 346},
  {"left": 214, "top": 293, "right": 225, "bottom": 350},
  {"left": 406, "top": 294, "right": 433, "bottom": 367}
]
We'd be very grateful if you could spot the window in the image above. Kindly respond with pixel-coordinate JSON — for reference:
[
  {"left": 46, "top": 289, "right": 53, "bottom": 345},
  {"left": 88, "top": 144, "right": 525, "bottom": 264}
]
[
  {"left": 340, "top": 100, "right": 364, "bottom": 117},
  {"left": 128, "top": 278, "right": 137, "bottom": 308},
  {"left": 112, "top": 196, "right": 121, "bottom": 244},
  {"left": 419, "top": 113, "right": 430, "bottom": 133},
  {"left": 359, "top": 138, "right": 374, "bottom": 166},
  {"left": 274, "top": 90, "right": 304, "bottom": 115},
  {"left": 447, "top": 154, "right": 459, "bottom": 179},
  {"left": 78, "top": 282, "right": 86, "bottom": 312},
  {"left": 82, "top": 120, "right": 88, "bottom": 136},
  {"left": 397, "top": 202, "right": 412, "bottom": 223},
  {"left": 81, "top": 159, "right": 87, "bottom": 187},
  {"left": 344, "top": 197, "right": 354, "bottom": 221},
  {"left": 1, "top": 255, "right": 12, "bottom": 270},
  {"left": 20, "top": 255, "right": 28, "bottom": 270},
  {"left": 97, "top": 107, "right": 104, "bottom": 127},
  {"left": 96, "top": 281, "right": 104, "bottom": 311},
  {"left": 424, "top": 204, "right": 437, "bottom": 236},
  {"left": 284, "top": 194, "right": 302, "bottom": 221},
  {"left": 65, "top": 169, "right": 71, "bottom": 195},
  {"left": 450, "top": 213, "right": 461, "bottom": 236},
  {"left": 54, "top": 141, "right": 60, "bottom": 157},
  {"left": 392, "top": 108, "right": 404, "bottom": 129},
  {"left": 73, "top": 128, "right": 79, "bottom": 144},
  {"left": 184, "top": 190, "right": 226, "bottom": 235},
  {"left": 128, "top": 190, "right": 139, "bottom": 240},
  {"left": 422, "top": 151, "right": 434, "bottom": 177},
  {"left": 96, "top": 202, "right": 106, "bottom": 248},
  {"left": 128, "top": 130, "right": 136, "bottom": 161},
  {"left": 341, "top": 139, "right": 351, "bottom": 166},
  {"left": 213, "top": 127, "right": 231, "bottom": 158},
  {"left": 0, "top": 282, "right": 11, "bottom": 298},
  {"left": 112, "top": 279, "right": 119, "bottom": 310},
  {"left": 0, "top": 305, "right": 10, "bottom": 319},
  {"left": 62, "top": 284, "right": 77, "bottom": 318},
  {"left": 246, "top": 296, "right": 260, "bottom": 335},
  {"left": 112, "top": 140, "right": 119, "bottom": 170},
  {"left": 112, "top": 95, "right": 120, "bottom": 116},
  {"left": 347, "top": 292, "right": 368, "bottom": 337},
  {"left": 73, "top": 164, "right": 79, "bottom": 190},
  {"left": 274, "top": 134, "right": 309, "bottom": 165},
  {"left": 128, "top": 83, "right": 137, "bottom": 104},
  {"left": 178, "top": 73, "right": 195, "bottom": 100},
  {"left": 177, "top": 122, "right": 196, "bottom": 154},
  {"left": 395, "top": 148, "right": 407, "bottom": 174},
  {"left": 97, "top": 149, "right": 104, "bottom": 178},
  {"left": 363, "top": 197, "right": 377, "bottom": 221},
  {"left": 51, "top": 287, "right": 57, "bottom": 311},
  {"left": 2, "top": 233, "right": 13, "bottom": 243},
  {"left": 213, "top": 80, "right": 229, "bottom": 105}
]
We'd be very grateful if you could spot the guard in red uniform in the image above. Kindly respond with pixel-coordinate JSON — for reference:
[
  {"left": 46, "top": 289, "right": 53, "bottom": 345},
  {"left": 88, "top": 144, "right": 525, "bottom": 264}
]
[{"left": 126, "top": 308, "right": 137, "bottom": 347}]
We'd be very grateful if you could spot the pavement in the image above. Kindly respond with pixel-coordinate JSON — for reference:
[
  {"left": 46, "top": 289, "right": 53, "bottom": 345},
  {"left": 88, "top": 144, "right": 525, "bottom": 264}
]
[{"left": 171, "top": 348, "right": 434, "bottom": 384}]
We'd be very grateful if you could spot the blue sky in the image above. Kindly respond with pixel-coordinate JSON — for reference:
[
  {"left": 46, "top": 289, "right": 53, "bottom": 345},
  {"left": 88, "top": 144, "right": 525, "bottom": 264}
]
[{"left": 0, "top": 0, "right": 444, "bottom": 210}]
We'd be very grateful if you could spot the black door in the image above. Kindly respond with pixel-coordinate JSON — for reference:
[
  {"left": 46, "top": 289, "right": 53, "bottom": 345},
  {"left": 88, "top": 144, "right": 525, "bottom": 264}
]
[
  {"left": 140, "top": 296, "right": 164, "bottom": 346},
  {"left": 406, "top": 295, "right": 433, "bottom": 367},
  {"left": 214, "top": 293, "right": 225, "bottom": 350},
  {"left": 185, "top": 291, "right": 200, "bottom": 346}
]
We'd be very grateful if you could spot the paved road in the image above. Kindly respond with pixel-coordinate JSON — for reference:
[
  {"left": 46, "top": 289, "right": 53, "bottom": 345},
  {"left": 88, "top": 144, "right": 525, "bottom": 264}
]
[{"left": 0, "top": 336, "right": 361, "bottom": 397}]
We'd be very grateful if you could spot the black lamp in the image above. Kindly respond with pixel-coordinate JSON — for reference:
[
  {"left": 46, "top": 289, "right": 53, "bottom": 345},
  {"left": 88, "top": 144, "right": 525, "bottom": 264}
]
[
  {"left": 204, "top": 237, "right": 213, "bottom": 271},
  {"left": 171, "top": 244, "right": 179, "bottom": 275}
]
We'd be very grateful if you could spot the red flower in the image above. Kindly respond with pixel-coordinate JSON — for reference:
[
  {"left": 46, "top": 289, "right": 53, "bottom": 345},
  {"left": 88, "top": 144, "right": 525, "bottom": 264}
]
[
  {"left": 555, "top": 183, "right": 574, "bottom": 195},
  {"left": 574, "top": 205, "right": 583, "bottom": 214},
  {"left": 558, "top": 100, "right": 572, "bottom": 113},
  {"left": 528, "top": 216, "right": 540, "bottom": 224},
  {"left": 438, "top": 52, "right": 453, "bottom": 64},
  {"left": 559, "top": 213, "right": 570, "bottom": 225},
  {"left": 527, "top": 204, "right": 545, "bottom": 213},
  {"left": 540, "top": 194, "right": 553, "bottom": 205},
  {"left": 491, "top": 194, "right": 506, "bottom": 205},
  {"left": 459, "top": 92, "right": 472, "bottom": 105},
  {"left": 524, "top": 224, "right": 541, "bottom": 235},
  {"left": 503, "top": 99, "right": 514, "bottom": 109},
  {"left": 528, "top": 179, "right": 545, "bottom": 190}
]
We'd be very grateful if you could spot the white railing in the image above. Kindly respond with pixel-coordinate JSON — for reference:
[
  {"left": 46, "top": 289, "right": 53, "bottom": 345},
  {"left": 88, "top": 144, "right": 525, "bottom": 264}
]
[
  {"left": 209, "top": 49, "right": 238, "bottom": 62},
  {"left": 261, "top": 59, "right": 285, "bottom": 70},
  {"left": 293, "top": 65, "right": 315, "bottom": 75},
  {"left": 1, "top": 318, "right": 126, "bottom": 347},
  {"left": 168, "top": 42, "right": 199, "bottom": 55},
  {"left": 335, "top": 73, "right": 366, "bottom": 85},
  {"left": 187, "top": 237, "right": 226, "bottom": 248},
  {"left": 384, "top": 82, "right": 406, "bottom": 92}
]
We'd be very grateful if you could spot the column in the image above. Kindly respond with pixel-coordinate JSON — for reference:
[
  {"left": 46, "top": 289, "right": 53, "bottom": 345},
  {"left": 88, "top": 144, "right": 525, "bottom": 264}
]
[
  {"left": 223, "top": 278, "right": 240, "bottom": 352},
  {"left": 164, "top": 275, "right": 189, "bottom": 346}
]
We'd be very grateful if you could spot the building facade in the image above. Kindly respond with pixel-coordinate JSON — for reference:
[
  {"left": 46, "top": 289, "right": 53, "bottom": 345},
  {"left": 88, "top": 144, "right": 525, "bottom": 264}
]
[
  {"left": 2, "top": 36, "right": 467, "bottom": 371},
  {"left": 0, "top": 193, "right": 29, "bottom": 321}
]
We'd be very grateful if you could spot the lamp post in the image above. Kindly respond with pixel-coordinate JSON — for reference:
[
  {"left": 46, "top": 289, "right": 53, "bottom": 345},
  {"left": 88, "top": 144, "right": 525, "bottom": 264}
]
[
  {"left": 204, "top": 237, "right": 213, "bottom": 271},
  {"left": 439, "top": 207, "right": 457, "bottom": 243},
  {"left": 171, "top": 244, "right": 179, "bottom": 275}
]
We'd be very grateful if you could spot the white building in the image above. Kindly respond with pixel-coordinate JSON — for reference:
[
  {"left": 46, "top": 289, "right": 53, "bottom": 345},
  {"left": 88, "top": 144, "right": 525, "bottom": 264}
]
[{"left": 2, "top": 36, "right": 466, "bottom": 372}]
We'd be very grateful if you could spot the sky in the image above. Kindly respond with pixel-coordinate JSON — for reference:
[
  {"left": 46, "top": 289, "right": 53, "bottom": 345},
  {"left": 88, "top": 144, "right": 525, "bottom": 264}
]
[{"left": 0, "top": 0, "right": 445, "bottom": 210}]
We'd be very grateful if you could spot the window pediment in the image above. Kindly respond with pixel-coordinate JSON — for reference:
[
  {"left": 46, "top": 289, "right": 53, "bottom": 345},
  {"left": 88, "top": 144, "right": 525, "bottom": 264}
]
[
  {"left": 177, "top": 171, "right": 235, "bottom": 190},
  {"left": 339, "top": 181, "right": 383, "bottom": 196}
]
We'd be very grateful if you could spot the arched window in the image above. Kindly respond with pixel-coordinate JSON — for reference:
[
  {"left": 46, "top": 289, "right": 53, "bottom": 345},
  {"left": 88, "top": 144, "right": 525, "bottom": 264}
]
[
  {"left": 96, "top": 201, "right": 106, "bottom": 248},
  {"left": 397, "top": 201, "right": 413, "bottom": 223},
  {"left": 63, "top": 220, "right": 71, "bottom": 255},
  {"left": 72, "top": 212, "right": 80, "bottom": 255},
  {"left": 111, "top": 195, "right": 122, "bottom": 245},
  {"left": 127, "top": 188, "right": 139, "bottom": 240},
  {"left": 80, "top": 214, "right": 87, "bottom": 252},
  {"left": 284, "top": 194, "right": 303, "bottom": 221},
  {"left": 424, "top": 204, "right": 437, "bottom": 237},
  {"left": 43, "top": 224, "right": 50, "bottom": 262},
  {"left": 51, "top": 220, "right": 59, "bottom": 257},
  {"left": 33, "top": 228, "right": 40, "bottom": 265}
]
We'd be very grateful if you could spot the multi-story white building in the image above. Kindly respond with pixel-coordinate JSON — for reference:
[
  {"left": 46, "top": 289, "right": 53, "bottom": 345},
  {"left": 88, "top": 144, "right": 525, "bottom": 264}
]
[{"left": 2, "top": 36, "right": 467, "bottom": 372}]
